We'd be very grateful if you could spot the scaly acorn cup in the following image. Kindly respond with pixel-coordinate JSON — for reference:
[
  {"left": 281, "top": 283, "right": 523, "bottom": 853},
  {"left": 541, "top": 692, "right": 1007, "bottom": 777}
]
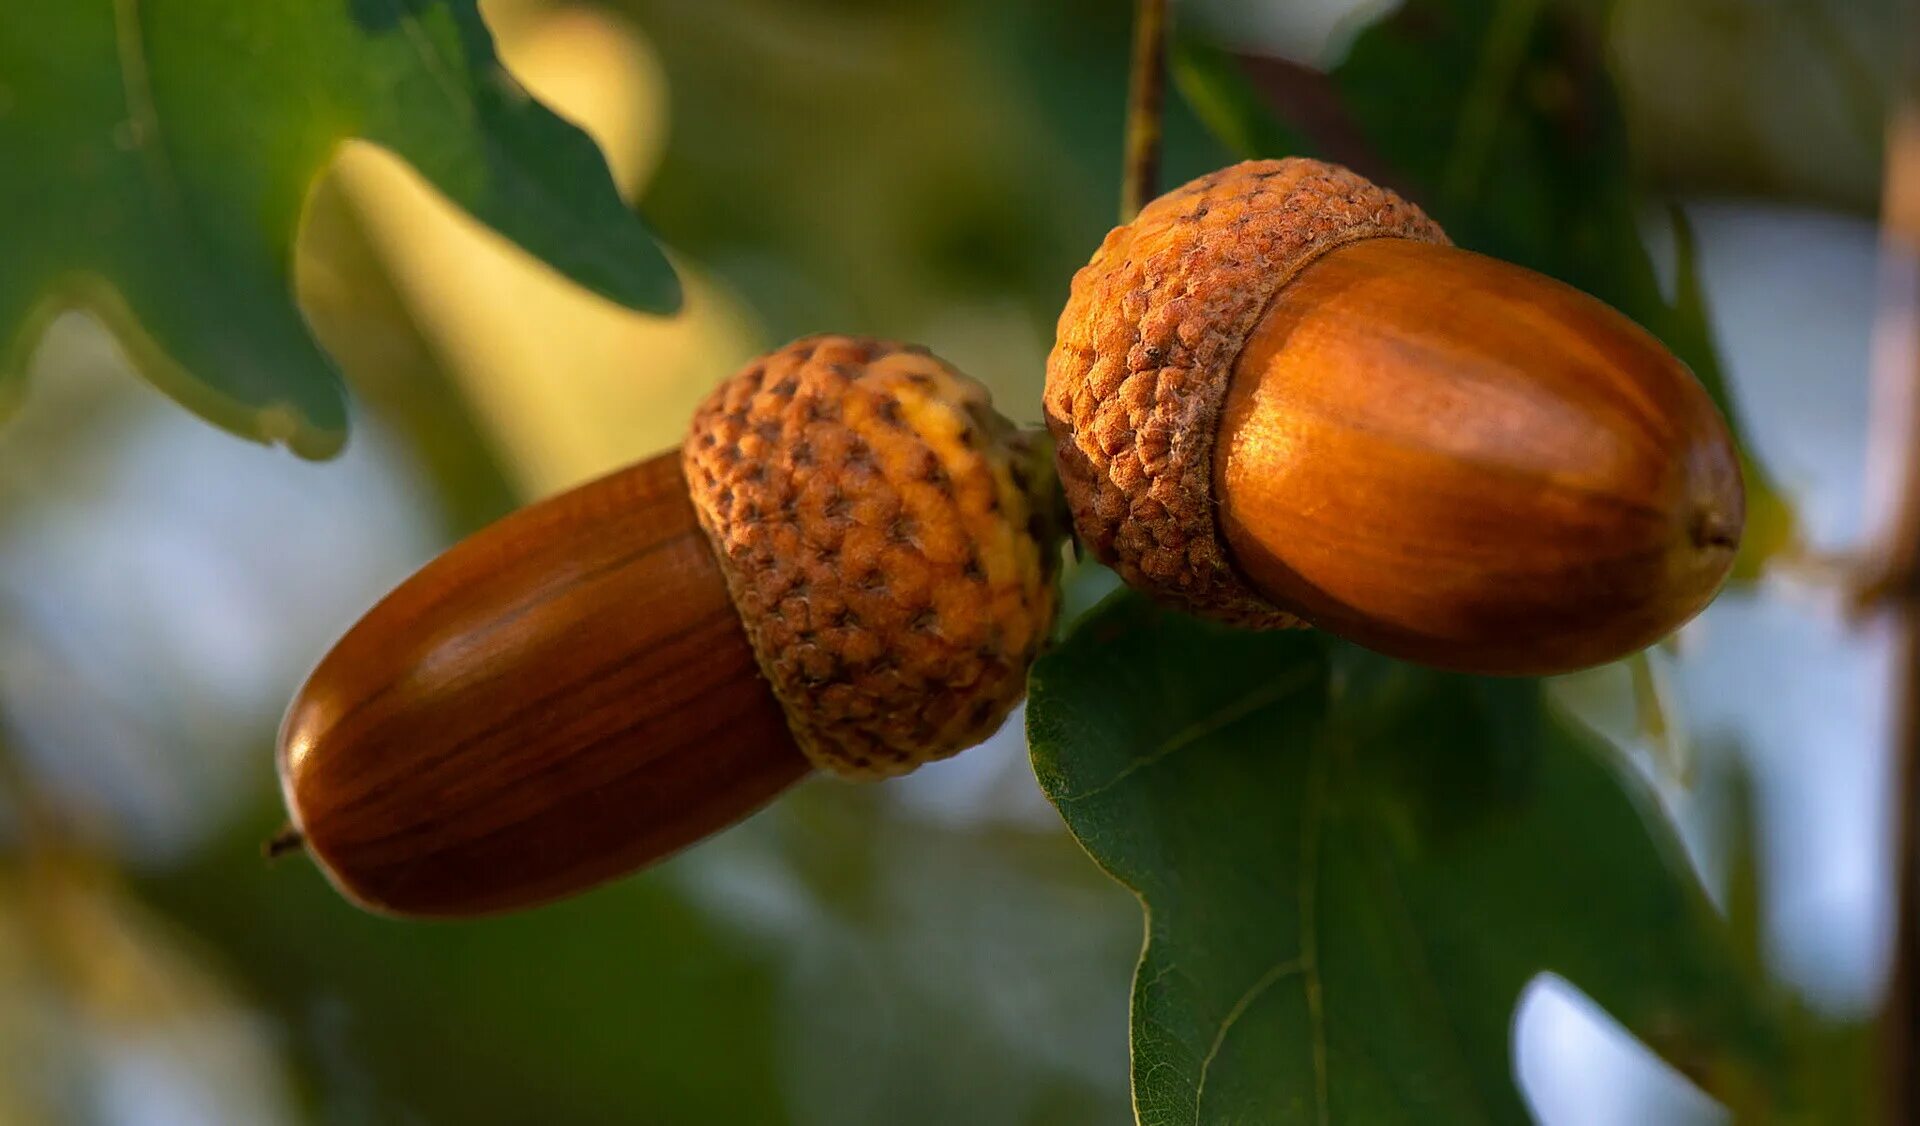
[
  {"left": 279, "top": 336, "right": 1059, "bottom": 917},
  {"left": 1045, "top": 158, "right": 1744, "bottom": 676}
]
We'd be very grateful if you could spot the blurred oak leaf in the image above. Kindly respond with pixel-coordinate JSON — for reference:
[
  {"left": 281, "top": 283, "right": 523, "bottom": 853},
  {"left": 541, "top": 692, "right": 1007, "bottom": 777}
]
[{"left": 0, "top": 0, "right": 681, "bottom": 458}]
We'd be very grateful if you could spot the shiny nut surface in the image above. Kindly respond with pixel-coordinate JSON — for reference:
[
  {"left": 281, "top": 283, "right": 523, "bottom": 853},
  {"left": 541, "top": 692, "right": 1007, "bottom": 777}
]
[
  {"left": 279, "top": 452, "right": 807, "bottom": 917},
  {"left": 1215, "top": 238, "right": 1743, "bottom": 675}
]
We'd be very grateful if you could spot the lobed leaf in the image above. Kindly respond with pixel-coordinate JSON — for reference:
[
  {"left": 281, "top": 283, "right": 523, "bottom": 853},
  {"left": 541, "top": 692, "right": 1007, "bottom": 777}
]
[
  {"left": 0, "top": 1, "right": 680, "bottom": 457},
  {"left": 1030, "top": 593, "right": 1785, "bottom": 1123}
]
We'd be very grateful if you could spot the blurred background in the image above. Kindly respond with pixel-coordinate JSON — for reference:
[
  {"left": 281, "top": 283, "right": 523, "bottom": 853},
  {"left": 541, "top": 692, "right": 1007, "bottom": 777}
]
[{"left": 0, "top": 0, "right": 1906, "bottom": 1121}]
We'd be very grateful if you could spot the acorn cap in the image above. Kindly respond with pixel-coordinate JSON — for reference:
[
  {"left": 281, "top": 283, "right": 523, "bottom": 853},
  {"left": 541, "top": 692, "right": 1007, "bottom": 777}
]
[
  {"left": 1044, "top": 158, "right": 1448, "bottom": 627},
  {"left": 684, "top": 336, "right": 1058, "bottom": 780}
]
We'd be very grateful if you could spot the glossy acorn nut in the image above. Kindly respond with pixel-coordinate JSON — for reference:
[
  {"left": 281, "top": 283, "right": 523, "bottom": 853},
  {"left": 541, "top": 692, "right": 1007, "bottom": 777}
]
[
  {"left": 1046, "top": 159, "right": 1743, "bottom": 676},
  {"left": 279, "top": 336, "right": 1058, "bottom": 917}
]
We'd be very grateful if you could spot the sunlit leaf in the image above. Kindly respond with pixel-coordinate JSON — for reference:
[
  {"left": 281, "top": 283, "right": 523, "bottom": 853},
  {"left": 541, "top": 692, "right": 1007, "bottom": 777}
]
[
  {"left": 296, "top": 0, "right": 759, "bottom": 504},
  {"left": 296, "top": 168, "right": 523, "bottom": 533},
  {"left": 0, "top": 0, "right": 680, "bottom": 457},
  {"left": 1029, "top": 593, "right": 1786, "bottom": 1123}
]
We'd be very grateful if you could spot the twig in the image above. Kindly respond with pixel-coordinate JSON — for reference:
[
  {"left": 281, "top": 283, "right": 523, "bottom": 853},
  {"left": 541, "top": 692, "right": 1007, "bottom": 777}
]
[
  {"left": 1886, "top": 606, "right": 1920, "bottom": 1126},
  {"left": 1863, "top": 22, "right": 1920, "bottom": 1124},
  {"left": 1121, "top": 0, "right": 1169, "bottom": 222}
]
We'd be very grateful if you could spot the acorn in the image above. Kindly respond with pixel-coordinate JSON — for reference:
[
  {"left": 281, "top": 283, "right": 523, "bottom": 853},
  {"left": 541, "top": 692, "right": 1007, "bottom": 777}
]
[
  {"left": 1045, "top": 158, "right": 1744, "bottom": 675},
  {"left": 278, "top": 336, "right": 1059, "bottom": 917}
]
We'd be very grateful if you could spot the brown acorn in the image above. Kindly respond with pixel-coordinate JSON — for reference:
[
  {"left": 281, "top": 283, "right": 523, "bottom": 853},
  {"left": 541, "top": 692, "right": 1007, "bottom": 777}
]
[
  {"left": 1045, "top": 158, "right": 1743, "bottom": 676},
  {"left": 279, "top": 336, "right": 1058, "bottom": 917}
]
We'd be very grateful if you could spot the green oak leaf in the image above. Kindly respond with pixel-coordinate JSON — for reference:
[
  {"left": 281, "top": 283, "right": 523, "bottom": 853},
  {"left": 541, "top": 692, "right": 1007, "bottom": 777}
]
[
  {"left": 0, "top": 0, "right": 680, "bottom": 457},
  {"left": 1029, "top": 594, "right": 1786, "bottom": 1124}
]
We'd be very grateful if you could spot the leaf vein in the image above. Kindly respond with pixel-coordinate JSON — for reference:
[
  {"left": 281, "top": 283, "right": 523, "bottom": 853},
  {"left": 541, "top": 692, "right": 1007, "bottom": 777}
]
[
  {"left": 1357, "top": 818, "right": 1501, "bottom": 1124},
  {"left": 1301, "top": 736, "right": 1330, "bottom": 1126},
  {"left": 111, "top": 0, "right": 180, "bottom": 214},
  {"left": 384, "top": 0, "right": 467, "bottom": 107},
  {"left": 1061, "top": 664, "right": 1320, "bottom": 804},
  {"left": 1193, "top": 957, "right": 1306, "bottom": 1124}
]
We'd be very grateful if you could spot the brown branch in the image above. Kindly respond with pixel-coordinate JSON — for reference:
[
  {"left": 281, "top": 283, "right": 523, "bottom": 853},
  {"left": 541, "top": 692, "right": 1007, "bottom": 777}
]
[
  {"left": 1865, "top": 22, "right": 1920, "bottom": 1125},
  {"left": 1121, "top": 0, "right": 1169, "bottom": 222},
  {"left": 1886, "top": 610, "right": 1920, "bottom": 1126}
]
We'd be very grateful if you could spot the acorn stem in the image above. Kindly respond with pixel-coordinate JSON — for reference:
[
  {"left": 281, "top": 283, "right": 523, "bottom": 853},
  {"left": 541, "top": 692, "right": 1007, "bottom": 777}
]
[{"left": 1121, "top": 0, "right": 1169, "bottom": 221}]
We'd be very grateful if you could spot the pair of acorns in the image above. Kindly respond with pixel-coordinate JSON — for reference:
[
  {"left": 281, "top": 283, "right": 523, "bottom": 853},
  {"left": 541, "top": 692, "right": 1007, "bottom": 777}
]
[{"left": 280, "top": 160, "right": 1744, "bottom": 917}]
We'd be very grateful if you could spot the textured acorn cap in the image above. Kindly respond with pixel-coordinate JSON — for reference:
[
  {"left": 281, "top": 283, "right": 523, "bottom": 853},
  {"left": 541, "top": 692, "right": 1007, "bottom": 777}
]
[
  {"left": 1044, "top": 158, "right": 1448, "bottom": 627},
  {"left": 684, "top": 336, "right": 1058, "bottom": 780}
]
